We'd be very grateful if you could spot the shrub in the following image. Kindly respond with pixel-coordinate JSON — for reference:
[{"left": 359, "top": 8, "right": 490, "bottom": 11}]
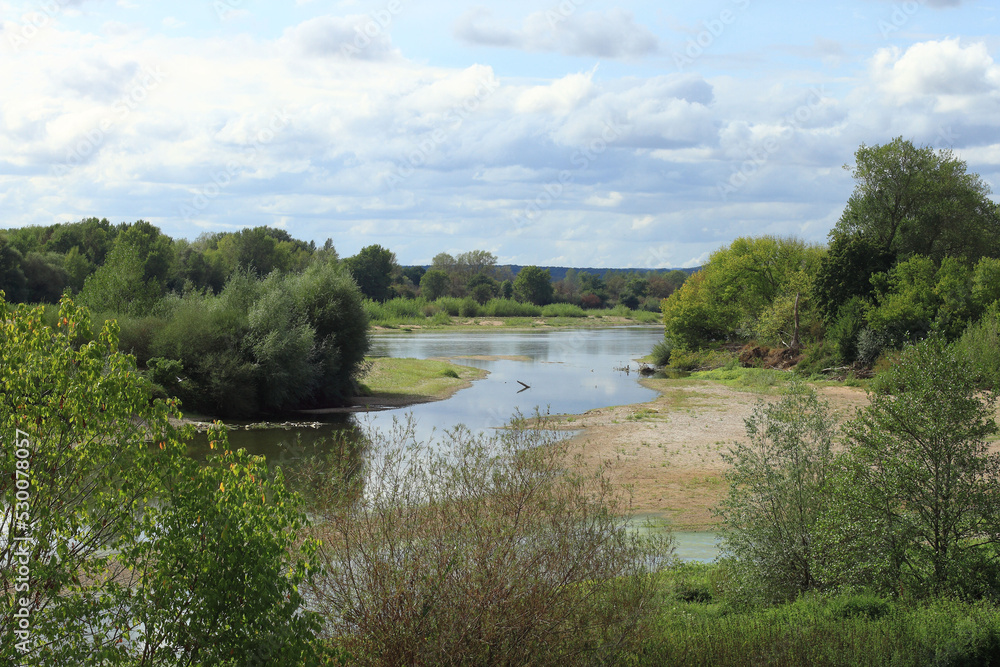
[
  {"left": 541, "top": 303, "right": 587, "bottom": 318},
  {"left": 956, "top": 303, "right": 1000, "bottom": 389},
  {"left": 435, "top": 296, "right": 463, "bottom": 316},
  {"left": 458, "top": 296, "right": 480, "bottom": 317},
  {"left": 650, "top": 340, "right": 672, "bottom": 366},
  {"left": 481, "top": 297, "right": 542, "bottom": 317},
  {"left": 715, "top": 384, "right": 837, "bottom": 604},
  {"left": 306, "top": 414, "right": 670, "bottom": 666}
]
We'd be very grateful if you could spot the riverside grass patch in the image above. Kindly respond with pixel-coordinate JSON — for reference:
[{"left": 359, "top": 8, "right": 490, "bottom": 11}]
[
  {"left": 632, "top": 573, "right": 1000, "bottom": 667},
  {"left": 363, "top": 296, "right": 660, "bottom": 327}
]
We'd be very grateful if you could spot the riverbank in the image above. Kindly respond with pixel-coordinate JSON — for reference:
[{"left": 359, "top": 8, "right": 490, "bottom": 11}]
[
  {"left": 371, "top": 312, "right": 661, "bottom": 332},
  {"left": 550, "top": 375, "right": 871, "bottom": 531}
]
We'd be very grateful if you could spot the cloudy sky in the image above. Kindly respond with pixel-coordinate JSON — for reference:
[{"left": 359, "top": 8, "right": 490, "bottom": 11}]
[{"left": 2, "top": 0, "right": 998, "bottom": 267}]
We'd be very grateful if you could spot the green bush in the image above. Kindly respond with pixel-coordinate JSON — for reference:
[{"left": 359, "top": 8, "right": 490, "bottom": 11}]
[
  {"left": 481, "top": 297, "right": 542, "bottom": 317},
  {"left": 459, "top": 296, "right": 480, "bottom": 317},
  {"left": 306, "top": 415, "right": 670, "bottom": 666},
  {"left": 826, "top": 296, "right": 867, "bottom": 363},
  {"left": 956, "top": 303, "right": 1000, "bottom": 389},
  {"left": 650, "top": 340, "right": 672, "bottom": 366},
  {"left": 541, "top": 303, "right": 587, "bottom": 318},
  {"left": 635, "top": 587, "right": 1000, "bottom": 667},
  {"left": 435, "top": 296, "right": 463, "bottom": 316}
]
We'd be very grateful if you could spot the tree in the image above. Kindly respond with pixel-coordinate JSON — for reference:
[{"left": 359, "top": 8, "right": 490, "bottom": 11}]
[
  {"left": 715, "top": 384, "right": 837, "bottom": 603},
  {"left": 818, "top": 336, "right": 1000, "bottom": 597},
  {"left": 513, "top": 265, "right": 553, "bottom": 305},
  {"left": 813, "top": 233, "right": 894, "bottom": 322},
  {"left": 0, "top": 234, "right": 27, "bottom": 301},
  {"left": 467, "top": 272, "right": 498, "bottom": 304},
  {"left": 834, "top": 137, "right": 999, "bottom": 264},
  {"left": 21, "top": 252, "right": 70, "bottom": 303},
  {"left": 660, "top": 237, "right": 823, "bottom": 349},
  {"left": 79, "top": 241, "right": 163, "bottom": 315},
  {"left": 0, "top": 295, "right": 321, "bottom": 665},
  {"left": 345, "top": 244, "right": 398, "bottom": 302},
  {"left": 420, "top": 269, "right": 451, "bottom": 301}
]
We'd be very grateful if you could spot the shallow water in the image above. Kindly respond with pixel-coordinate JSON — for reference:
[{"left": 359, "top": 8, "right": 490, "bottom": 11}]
[{"left": 363, "top": 327, "right": 665, "bottom": 439}]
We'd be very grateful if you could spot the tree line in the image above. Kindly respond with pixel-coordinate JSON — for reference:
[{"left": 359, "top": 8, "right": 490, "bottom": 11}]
[{"left": 660, "top": 137, "right": 1000, "bottom": 385}]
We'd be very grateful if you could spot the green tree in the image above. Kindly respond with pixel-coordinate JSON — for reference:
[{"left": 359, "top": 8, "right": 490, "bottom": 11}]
[
  {"left": 124, "top": 435, "right": 321, "bottom": 666},
  {"left": 813, "top": 233, "right": 894, "bottom": 322},
  {"left": 834, "top": 137, "right": 999, "bottom": 263},
  {"left": 661, "top": 237, "right": 823, "bottom": 349},
  {"left": 21, "top": 252, "right": 70, "bottom": 303},
  {"left": 467, "top": 272, "right": 498, "bottom": 304},
  {"left": 0, "top": 295, "right": 321, "bottom": 665},
  {"left": 419, "top": 269, "right": 450, "bottom": 301},
  {"left": 0, "top": 235, "right": 27, "bottom": 301},
  {"left": 819, "top": 336, "right": 1000, "bottom": 597},
  {"left": 513, "top": 265, "right": 553, "bottom": 305},
  {"left": 79, "top": 241, "right": 163, "bottom": 315},
  {"left": 972, "top": 257, "right": 1000, "bottom": 312},
  {"left": 345, "top": 244, "right": 398, "bottom": 302},
  {"left": 864, "top": 254, "right": 939, "bottom": 346},
  {"left": 62, "top": 246, "right": 93, "bottom": 293},
  {"left": 716, "top": 384, "right": 837, "bottom": 603}
]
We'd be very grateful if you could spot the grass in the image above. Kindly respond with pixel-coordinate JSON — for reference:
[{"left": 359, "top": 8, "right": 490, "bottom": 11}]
[
  {"left": 364, "top": 296, "right": 663, "bottom": 330},
  {"left": 690, "top": 365, "right": 799, "bottom": 394},
  {"left": 358, "top": 357, "right": 485, "bottom": 400},
  {"left": 627, "top": 563, "right": 1000, "bottom": 666}
]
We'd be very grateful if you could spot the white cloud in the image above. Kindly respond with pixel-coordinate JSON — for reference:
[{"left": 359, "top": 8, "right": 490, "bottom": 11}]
[
  {"left": 454, "top": 8, "right": 659, "bottom": 59},
  {"left": 586, "top": 191, "right": 623, "bottom": 207},
  {"left": 871, "top": 38, "right": 1000, "bottom": 111},
  {"left": 280, "top": 14, "right": 400, "bottom": 61}
]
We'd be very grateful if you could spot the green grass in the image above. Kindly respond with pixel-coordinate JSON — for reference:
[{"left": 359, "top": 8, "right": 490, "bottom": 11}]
[
  {"left": 359, "top": 357, "right": 485, "bottom": 400},
  {"left": 630, "top": 573, "right": 1000, "bottom": 666},
  {"left": 690, "top": 365, "right": 797, "bottom": 393}
]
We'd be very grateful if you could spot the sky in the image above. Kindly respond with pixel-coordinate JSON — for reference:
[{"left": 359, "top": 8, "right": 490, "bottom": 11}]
[{"left": 1, "top": 1, "right": 998, "bottom": 268}]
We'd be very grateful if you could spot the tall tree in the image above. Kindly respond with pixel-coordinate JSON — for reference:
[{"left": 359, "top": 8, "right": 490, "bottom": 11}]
[
  {"left": 834, "top": 137, "right": 999, "bottom": 264},
  {"left": 513, "top": 266, "right": 553, "bottom": 305},
  {"left": 345, "top": 244, "right": 398, "bottom": 302},
  {"left": 819, "top": 336, "right": 1000, "bottom": 597}
]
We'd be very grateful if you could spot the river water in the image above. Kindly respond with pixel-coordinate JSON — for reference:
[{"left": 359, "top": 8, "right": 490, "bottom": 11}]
[{"left": 193, "top": 326, "right": 719, "bottom": 561}]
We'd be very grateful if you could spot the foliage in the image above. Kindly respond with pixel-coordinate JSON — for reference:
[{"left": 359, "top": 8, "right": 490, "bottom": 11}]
[
  {"left": 661, "top": 271, "right": 728, "bottom": 349},
  {"left": 864, "top": 254, "right": 939, "bottom": 345},
  {"left": 0, "top": 295, "right": 320, "bottom": 665},
  {"left": 814, "top": 234, "right": 894, "bottom": 322},
  {"left": 825, "top": 296, "right": 867, "bottom": 363},
  {"left": 541, "top": 302, "right": 587, "bottom": 318},
  {"left": 715, "top": 384, "right": 837, "bottom": 604},
  {"left": 513, "top": 265, "right": 554, "bottom": 305},
  {"left": 636, "top": 584, "right": 1000, "bottom": 666},
  {"left": 650, "top": 340, "right": 672, "bottom": 366},
  {"left": 972, "top": 257, "right": 1000, "bottom": 311},
  {"left": 817, "top": 336, "right": 1000, "bottom": 597},
  {"left": 955, "top": 302, "right": 1000, "bottom": 389},
  {"left": 122, "top": 433, "right": 321, "bottom": 666},
  {"left": 306, "top": 414, "right": 670, "bottom": 666},
  {"left": 834, "top": 137, "right": 1000, "bottom": 263},
  {"left": 344, "top": 244, "right": 398, "bottom": 302},
  {"left": 480, "top": 297, "right": 541, "bottom": 317},
  {"left": 419, "top": 269, "right": 450, "bottom": 301},
  {"left": 148, "top": 258, "right": 369, "bottom": 417},
  {"left": 79, "top": 241, "right": 164, "bottom": 316},
  {"left": 662, "top": 237, "right": 823, "bottom": 349}
]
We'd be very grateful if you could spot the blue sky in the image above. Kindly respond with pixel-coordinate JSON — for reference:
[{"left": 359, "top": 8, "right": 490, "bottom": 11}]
[{"left": 2, "top": 0, "right": 998, "bottom": 267}]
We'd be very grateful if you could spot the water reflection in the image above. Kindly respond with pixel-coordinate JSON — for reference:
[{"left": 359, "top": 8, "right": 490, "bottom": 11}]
[{"left": 364, "top": 327, "right": 665, "bottom": 440}]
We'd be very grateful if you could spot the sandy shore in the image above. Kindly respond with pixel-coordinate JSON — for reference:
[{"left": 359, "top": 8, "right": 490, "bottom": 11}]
[{"left": 551, "top": 379, "right": 871, "bottom": 530}]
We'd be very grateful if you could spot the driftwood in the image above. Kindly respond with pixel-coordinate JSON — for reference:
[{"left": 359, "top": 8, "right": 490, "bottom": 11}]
[{"left": 516, "top": 380, "right": 531, "bottom": 393}]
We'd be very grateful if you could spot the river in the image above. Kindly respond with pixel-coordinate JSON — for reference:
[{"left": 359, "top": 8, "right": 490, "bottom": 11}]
[{"left": 191, "top": 326, "right": 719, "bottom": 561}]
